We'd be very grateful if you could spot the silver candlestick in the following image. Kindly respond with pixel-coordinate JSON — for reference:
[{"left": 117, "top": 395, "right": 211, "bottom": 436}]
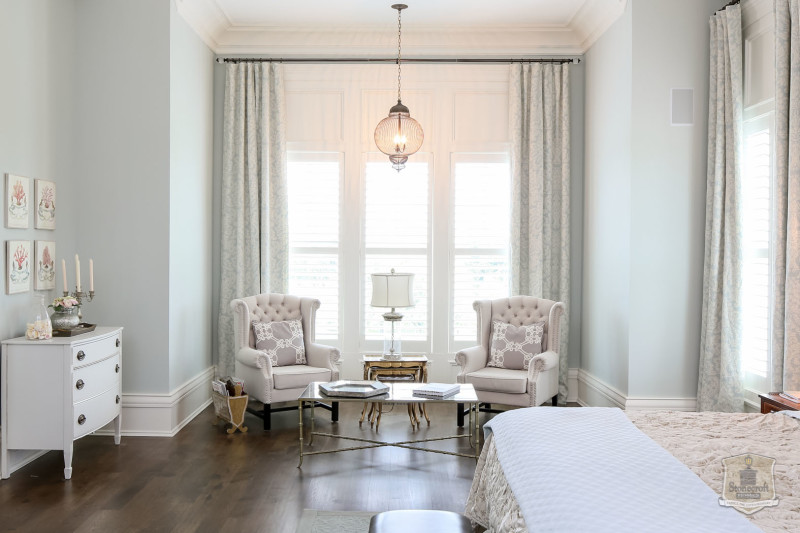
[{"left": 63, "top": 288, "right": 95, "bottom": 321}]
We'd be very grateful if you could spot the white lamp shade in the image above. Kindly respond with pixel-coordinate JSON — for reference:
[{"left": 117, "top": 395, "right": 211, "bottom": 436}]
[{"left": 370, "top": 272, "right": 415, "bottom": 308}]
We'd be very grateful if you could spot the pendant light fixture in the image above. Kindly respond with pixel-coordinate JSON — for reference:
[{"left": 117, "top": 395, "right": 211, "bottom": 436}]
[{"left": 374, "top": 4, "right": 424, "bottom": 171}]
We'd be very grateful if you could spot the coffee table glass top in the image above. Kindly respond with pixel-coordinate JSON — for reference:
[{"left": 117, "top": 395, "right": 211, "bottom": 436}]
[{"left": 299, "top": 381, "right": 477, "bottom": 403}]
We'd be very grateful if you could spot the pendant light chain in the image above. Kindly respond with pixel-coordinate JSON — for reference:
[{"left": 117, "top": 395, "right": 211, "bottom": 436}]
[{"left": 397, "top": 6, "right": 402, "bottom": 102}]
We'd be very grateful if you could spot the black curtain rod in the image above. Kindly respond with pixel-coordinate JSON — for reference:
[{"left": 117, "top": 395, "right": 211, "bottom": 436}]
[
  {"left": 216, "top": 57, "right": 580, "bottom": 65},
  {"left": 716, "top": 0, "right": 741, "bottom": 13}
]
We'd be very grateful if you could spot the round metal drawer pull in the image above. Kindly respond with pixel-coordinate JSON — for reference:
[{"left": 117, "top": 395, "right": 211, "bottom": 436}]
[
  {"left": 116, "top": 395, "right": 120, "bottom": 404},
  {"left": 116, "top": 338, "right": 120, "bottom": 348},
  {"left": 77, "top": 350, "right": 86, "bottom": 361},
  {"left": 76, "top": 379, "right": 85, "bottom": 390},
  {"left": 78, "top": 414, "right": 86, "bottom": 425},
  {"left": 115, "top": 364, "right": 120, "bottom": 373}
]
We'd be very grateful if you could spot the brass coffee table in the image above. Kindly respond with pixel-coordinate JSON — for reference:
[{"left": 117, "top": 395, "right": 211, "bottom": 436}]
[{"left": 297, "top": 382, "right": 481, "bottom": 467}]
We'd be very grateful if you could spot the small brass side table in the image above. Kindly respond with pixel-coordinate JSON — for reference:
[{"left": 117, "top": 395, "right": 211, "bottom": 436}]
[{"left": 361, "top": 355, "right": 430, "bottom": 430}]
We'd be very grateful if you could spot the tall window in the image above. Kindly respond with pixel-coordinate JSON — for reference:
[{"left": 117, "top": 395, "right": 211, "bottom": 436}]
[
  {"left": 741, "top": 114, "right": 774, "bottom": 393},
  {"left": 451, "top": 155, "right": 511, "bottom": 345},
  {"left": 362, "top": 158, "right": 430, "bottom": 349},
  {"left": 287, "top": 153, "right": 341, "bottom": 339}
]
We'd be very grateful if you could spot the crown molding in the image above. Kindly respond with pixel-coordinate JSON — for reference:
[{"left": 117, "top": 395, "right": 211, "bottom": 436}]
[
  {"left": 572, "top": 0, "right": 628, "bottom": 52},
  {"left": 176, "top": 0, "right": 627, "bottom": 56}
]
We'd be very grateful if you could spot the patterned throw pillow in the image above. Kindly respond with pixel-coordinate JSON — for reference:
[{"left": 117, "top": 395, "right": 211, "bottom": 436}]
[
  {"left": 251, "top": 319, "right": 306, "bottom": 366},
  {"left": 487, "top": 320, "right": 545, "bottom": 371}
]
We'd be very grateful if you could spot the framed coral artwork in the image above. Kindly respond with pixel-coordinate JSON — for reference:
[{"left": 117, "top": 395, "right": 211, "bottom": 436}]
[
  {"left": 6, "top": 240, "right": 31, "bottom": 294},
  {"left": 5, "top": 174, "right": 30, "bottom": 229},
  {"left": 34, "top": 179, "right": 56, "bottom": 230},
  {"left": 34, "top": 240, "right": 56, "bottom": 291}
]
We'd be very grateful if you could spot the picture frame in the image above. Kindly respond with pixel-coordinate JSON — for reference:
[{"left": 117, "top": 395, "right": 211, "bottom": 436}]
[
  {"left": 34, "top": 179, "right": 56, "bottom": 230},
  {"left": 34, "top": 240, "right": 56, "bottom": 291},
  {"left": 4, "top": 174, "right": 30, "bottom": 229},
  {"left": 6, "top": 240, "right": 31, "bottom": 294}
]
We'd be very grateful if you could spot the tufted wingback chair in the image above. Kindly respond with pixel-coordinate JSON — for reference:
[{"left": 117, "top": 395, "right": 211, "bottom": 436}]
[
  {"left": 455, "top": 296, "right": 565, "bottom": 426},
  {"left": 231, "top": 293, "right": 340, "bottom": 430}
]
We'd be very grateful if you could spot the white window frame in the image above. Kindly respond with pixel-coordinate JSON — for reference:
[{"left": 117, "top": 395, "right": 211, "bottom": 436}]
[
  {"left": 359, "top": 152, "right": 434, "bottom": 355},
  {"left": 448, "top": 152, "right": 512, "bottom": 352},
  {"left": 741, "top": 109, "right": 775, "bottom": 395},
  {"left": 287, "top": 150, "right": 345, "bottom": 345}
]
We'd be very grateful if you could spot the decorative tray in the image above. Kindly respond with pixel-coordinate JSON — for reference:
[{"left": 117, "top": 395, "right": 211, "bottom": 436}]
[
  {"left": 319, "top": 380, "right": 389, "bottom": 398},
  {"left": 52, "top": 323, "right": 97, "bottom": 337}
]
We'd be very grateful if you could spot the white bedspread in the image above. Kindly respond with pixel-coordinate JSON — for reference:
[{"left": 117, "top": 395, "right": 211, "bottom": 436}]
[{"left": 482, "top": 407, "right": 760, "bottom": 533}]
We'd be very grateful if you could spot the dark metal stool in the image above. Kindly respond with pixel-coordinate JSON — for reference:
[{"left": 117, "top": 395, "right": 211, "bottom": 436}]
[{"left": 368, "top": 510, "right": 473, "bottom": 533}]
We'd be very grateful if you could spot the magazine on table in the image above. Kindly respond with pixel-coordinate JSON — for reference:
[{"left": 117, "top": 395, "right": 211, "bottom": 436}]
[{"left": 412, "top": 382, "right": 461, "bottom": 398}]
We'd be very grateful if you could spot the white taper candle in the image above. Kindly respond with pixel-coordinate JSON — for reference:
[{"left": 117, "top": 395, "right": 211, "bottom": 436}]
[
  {"left": 89, "top": 259, "right": 94, "bottom": 292},
  {"left": 75, "top": 254, "right": 81, "bottom": 292}
]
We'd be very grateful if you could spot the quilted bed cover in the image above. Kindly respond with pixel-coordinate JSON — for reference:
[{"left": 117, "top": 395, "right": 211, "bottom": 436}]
[{"left": 467, "top": 407, "right": 769, "bottom": 533}]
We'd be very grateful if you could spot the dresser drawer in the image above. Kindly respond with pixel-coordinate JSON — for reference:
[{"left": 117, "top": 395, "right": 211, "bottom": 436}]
[
  {"left": 73, "top": 353, "right": 120, "bottom": 403},
  {"left": 72, "top": 334, "right": 121, "bottom": 368},
  {"left": 73, "top": 385, "right": 121, "bottom": 439}
]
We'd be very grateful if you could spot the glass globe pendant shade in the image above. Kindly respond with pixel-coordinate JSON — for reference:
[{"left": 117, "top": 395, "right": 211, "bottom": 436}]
[{"left": 374, "top": 100, "right": 424, "bottom": 171}]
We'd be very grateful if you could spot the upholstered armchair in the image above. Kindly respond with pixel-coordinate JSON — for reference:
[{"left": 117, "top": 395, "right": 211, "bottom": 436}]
[
  {"left": 231, "top": 293, "right": 340, "bottom": 430},
  {"left": 455, "top": 296, "right": 565, "bottom": 426}
]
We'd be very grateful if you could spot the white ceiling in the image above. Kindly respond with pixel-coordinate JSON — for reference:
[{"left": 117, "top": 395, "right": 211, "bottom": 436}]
[{"left": 176, "top": 0, "right": 627, "bottom": 56}]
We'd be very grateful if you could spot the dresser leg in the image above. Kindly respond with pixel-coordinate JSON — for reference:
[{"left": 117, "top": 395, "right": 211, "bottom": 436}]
[
  {"left": 113, "top": 413, "right": 122, "bottom": 445},
  {"left": 64, "top": 445, "right": 73, "bottom": 480}
]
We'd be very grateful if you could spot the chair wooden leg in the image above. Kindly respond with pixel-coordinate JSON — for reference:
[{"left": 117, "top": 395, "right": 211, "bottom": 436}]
[
  {"left": 552, "top": 394, "right": 558, "bottom": 407},
  {"left": 331, "top": 401, "right": 339, "bottom": 422},
  {"left": 263, "top": 402, "right": 271, "bottom": 431},
  {"left": 457, "top": 403, "right": 465, "bottom": 427}
]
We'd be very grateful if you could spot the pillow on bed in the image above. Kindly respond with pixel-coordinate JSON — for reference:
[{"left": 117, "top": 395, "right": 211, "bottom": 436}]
[
  {"left": 251, "top": 319, "right": 306, "bottom": 366},
  {"left": 487, "top": 320, "right": 545, "bottom": 371}
]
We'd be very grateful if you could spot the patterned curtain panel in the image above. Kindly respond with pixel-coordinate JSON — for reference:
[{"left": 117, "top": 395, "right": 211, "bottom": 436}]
[
  {"left": 697, "top": 5, "right": 745, "bottom": 412},
  {"left": 772, "top": 0, "right": 800, "bottom": 392},
  {"left": 217, "top": 62, "right": 288, "bottom": 377},
  {"left": 509, "top": 63, "right": 571, "bottom": 403}
]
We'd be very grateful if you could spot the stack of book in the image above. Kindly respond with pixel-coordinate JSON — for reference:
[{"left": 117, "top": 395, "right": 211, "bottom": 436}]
[{"left": 412, "top": 383, "right": 461, "bottom": 399}]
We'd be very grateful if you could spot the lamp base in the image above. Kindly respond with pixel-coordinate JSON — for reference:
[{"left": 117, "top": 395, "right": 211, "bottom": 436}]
[{"left": 382, "top": 311, "right": 403, "bottom": 359}]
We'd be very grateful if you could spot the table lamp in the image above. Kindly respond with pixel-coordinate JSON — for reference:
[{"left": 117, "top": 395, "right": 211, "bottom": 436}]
[{"left": 370, "top": 269, "right": 415, "bottom": 360}]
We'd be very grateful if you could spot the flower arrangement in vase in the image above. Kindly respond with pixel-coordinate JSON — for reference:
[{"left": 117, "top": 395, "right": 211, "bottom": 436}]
[{"left": 49, "top": 296, "right": 81, "bottom": 329}]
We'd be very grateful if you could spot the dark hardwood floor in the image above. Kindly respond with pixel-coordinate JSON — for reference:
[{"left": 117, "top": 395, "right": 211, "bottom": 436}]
[{"left": 0, "top": 402, "right": 488, "bottom": 533}]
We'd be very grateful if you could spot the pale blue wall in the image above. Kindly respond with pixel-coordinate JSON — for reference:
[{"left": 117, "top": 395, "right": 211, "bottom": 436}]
[
  {"left": 582, "top": 1, "right": 633, "bottom": 396},
  {"left": 0, "top": 0, "right": 79, "bottom": 342},
  {"left": 169, "top": 0, "right": 214, "bottom": 389}
]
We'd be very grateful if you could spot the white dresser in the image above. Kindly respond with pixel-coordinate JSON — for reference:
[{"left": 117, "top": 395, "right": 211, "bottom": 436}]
[{"left": 1, "top": 326, "right": 123, "bottom": 479}]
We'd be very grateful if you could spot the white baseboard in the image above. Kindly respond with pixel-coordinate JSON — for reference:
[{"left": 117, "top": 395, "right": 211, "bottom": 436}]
[
  {"left": 567, "top": 368, "right": 579, "bottom": 403},
  {"left": 95, "top": 366, "right": 214, "bottom": 438},
  {"left": 576, "top": 369, "right": 697, "bottom": 411},
  {"left": 625, "top": 397, "right": 697, "bottom": 411},
  {"left": 577, "top": 369, "right": 626, "bottom": 408},
  {"left": 5, "top": 450, "right": 49, "bottom": 478}
]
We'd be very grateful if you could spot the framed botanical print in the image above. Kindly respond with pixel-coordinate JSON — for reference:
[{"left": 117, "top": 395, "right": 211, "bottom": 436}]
[
  {"left": 34, "top": 240, "right": 56, "bottom": 291},
  {"left": 5, "top": 174, "right": 30, "bottom": 229},
  {"left": 34, "top": 179, "right": 56, "bottom": 230},
  {"left": 6, "top": 240, "right": 31, "bottom": 294}
]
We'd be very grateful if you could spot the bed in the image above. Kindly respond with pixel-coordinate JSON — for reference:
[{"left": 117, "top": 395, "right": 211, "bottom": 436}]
[{"left": 465, "top": 408, "right": 800, "bottom": 532}]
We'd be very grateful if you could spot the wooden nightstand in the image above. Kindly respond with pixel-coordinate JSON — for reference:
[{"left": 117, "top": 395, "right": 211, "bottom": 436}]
[{"left": 759, "top": 392, "right": 800, "bottom": 414}]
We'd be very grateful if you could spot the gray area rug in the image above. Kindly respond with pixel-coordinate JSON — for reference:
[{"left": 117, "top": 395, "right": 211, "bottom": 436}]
[{"left": 295, "top": 510, "right": 376, "bottom": 533}]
